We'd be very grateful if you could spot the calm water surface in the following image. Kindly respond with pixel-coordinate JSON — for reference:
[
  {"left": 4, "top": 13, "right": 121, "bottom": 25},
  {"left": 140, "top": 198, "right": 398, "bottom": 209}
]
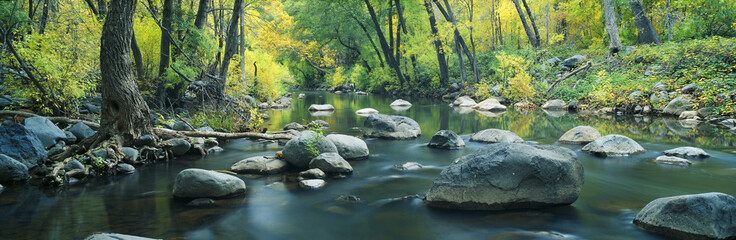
[{"left": 1, "top": 91, "right": 735, "bottom": 240}]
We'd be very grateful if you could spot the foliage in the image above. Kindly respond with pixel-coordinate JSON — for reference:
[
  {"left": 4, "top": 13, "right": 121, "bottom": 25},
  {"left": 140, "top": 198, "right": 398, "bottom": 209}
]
[{"left": 494, "top": 52, "right": 535, "bottom": 102}]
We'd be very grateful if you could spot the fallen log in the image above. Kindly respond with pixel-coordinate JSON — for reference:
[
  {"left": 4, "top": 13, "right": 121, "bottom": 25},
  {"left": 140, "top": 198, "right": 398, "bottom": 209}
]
[
  {"left": 546, "top": 61, "right": 592, "bottom": 95},
  {"left": 0, "top": 110, "right": 101, "bottom": 129}
]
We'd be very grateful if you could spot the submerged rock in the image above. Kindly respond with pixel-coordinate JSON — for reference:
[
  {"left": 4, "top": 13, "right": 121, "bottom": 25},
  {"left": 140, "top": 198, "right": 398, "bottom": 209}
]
[
  {"left": 230, "top": 156, "right": 288, "bottom": 174},
  {"left": 282, "top": 131, "right": 338, "bottom": 169},
  {"left": 363, "top": 114, "right": 421, "bottom": 139},
  {"left": 425, "top": 143, "right": 583, "bottom": 210},
  {"left": 309, "top": 152, "right": 353, "bottom": 174},
  {"left": 392, "top": 162, "right": 423, "bottom": 171},
  {"left": 0, "top": 123, "right": 47, "bottom": 168},
  {"left": 469, "top": 129, "right": 524, "bottom": 143},
  {"left": 581, "top": 134, "right": 645, "bottom": 157},
  {"left": 654, "top": 156, "right": 692, "bottom": 166},
  {"left": 427, "top": 130, "right": 465, "bottom": 149},
  {"left": 558, "top": 126, "right": 601, "bottom": 144},
  {"left": 325, "top": 134, "right": 369, "bottom": 159},
  {"left": 634, "top": 192, "right": 736, "bottom": 240},
  {"left": 172, "top": 168, "right": 246, "bottom": 198},
  {"left": 23, "top": 117, "right": 66, "bottom": 148},
  {"left": 663, "top": 147, "right": 710, "bottom": 158}
]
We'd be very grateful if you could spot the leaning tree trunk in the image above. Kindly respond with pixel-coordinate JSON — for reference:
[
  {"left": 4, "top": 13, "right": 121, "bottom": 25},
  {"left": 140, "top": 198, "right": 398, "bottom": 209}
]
[
  {"left": 131, "top": 30, "right": 145, "bottom": 81},
  {"left": 364, "top": 0, "right": 406, "bottom": 87},
  {"left": 603, "top": 0, "right": 623, "bottom": 56},
  {"left": 424, "top": 0, "right": 449, "bottom": 87},
  {"left": 511, "top": 0, "right": 538, "bottom": 47},
  {"left": 100, "top": 0, "right": 154, "bottom": 146},
  {"left": 193, "top": 0, "right": 209, "bottom": 29},
  {"left": 629, "top": 0, "right": 661, "bottom": 44},
  {"left": 158, "top": 0, "right": 173, "bottom": 76},
  {"left": 218, "top": 0, "right": 243, "bottom": 99},
  {"left": 521, "top": 0, "right": 540, "bottom": 46}
]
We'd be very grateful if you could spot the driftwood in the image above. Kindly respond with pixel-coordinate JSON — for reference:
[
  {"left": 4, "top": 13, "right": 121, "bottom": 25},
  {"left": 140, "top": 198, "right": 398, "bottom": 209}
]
[
  {"left": 0, "top": 110, "right": 101, "bottom": 129},
  {"left": 546, "top": 61, "right": 592, "bottom": 95}
]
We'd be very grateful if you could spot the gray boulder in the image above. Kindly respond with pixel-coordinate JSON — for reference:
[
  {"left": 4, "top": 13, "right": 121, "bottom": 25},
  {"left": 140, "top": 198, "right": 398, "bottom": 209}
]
[
  {"left": 634, "top": 192, "right": 736, "bottom": 240},
  {"left": 473, "top": 98, "right": 507, "bottom": 112},
  {"left": 654, "top": 156, "right": 692, "bottom": 166},
  {"left": 64, "top": 160, "right": 85, "bottom": 171},
  {"left": 392, "top": 162, "right": 423, "bottom": 171},
  {"left": 167, "top": 139, "right": 191, "bottom": 156},
  {"left": 116, "top": 163, "right": 136, "bottom": 174},
  {"left": 172, "top": 168, "right": 246, "bottom": 198},
  {"left": 283, "top": 131, "right": 338, "bottom": 169},
  {"left": 470, "top": 129, "right": 524, "bottom": 143},
  {"left": 172, "top": 121, "right": 193, "bottom": 131},
  {"left": 308, "top": 104, "right": 335, "bottom": 111},
  {"left": 452, "top": 96, "right": 477, "bottom": 107},
  {"left": 562, "top": 55, "right": 585, "bottom": 68},
  {"left": 307, "top": 120, "right": 329, "bottom": 130},
  {"left": 196, "top": 126, "right": 215, "bottom": 132},
  {"left": 63, "top": 131, "right": 77, "bottom": 145},
  {"left": 363, "top": 114, "right": 421, "bottom": 139},
  {"left": 68, "top": 122, "right": 96, "bottom": 140},
  {"left": 425, "top": 143, "right": 583, "bottom": 210},
  {"left": 299, "top": 179, "right": 326, "bottom": 189},
  {"left": 629, "top": 91, "right": 644, "bottom": 102},
  {"left": 230, "top": 156, "right": 288, "bottom": 174},
  {"left": 581, "top": 134, "right": 645, "bottom": 156},
  {"left": 546, "top": 57, "right": 561, "bottom": 65},
  {"left": 122, "top": 147, "right": 139, "bottom": 162},
  {"left": 0, "top": 123, "right": 47, "bottom": 168},
  {"left": 542, "top": 99, "right": 566, "bottom": 110},
  {"left": 355, "top": 108, "right": 379, "bottom": 116},
  {"left": 283, "top": 122, "right": 305, "bottom": 131},
  {"left": 23, "top": 117, "right": 66, "bottom": 148},
  {"left": 299, "top": 168, "right": 326, "bottom": 179},
  {"left": 309, "top": 152, "right": 353, "bottom": 174},
  {"left": 663, "top": 147, "right": 710, "bottom": 158},
  {"left": 427, "top": 130, "right": 465, "bottom": 149},
  {"left": 652, "top": 82, "right": 667, "bottom": 92},
  {"left": 390, "top": 99, "right": 412, "bottom": 107},
  {"left": 325, "top": 134, "right": 369, "bottom": 159},
  {"left": 559, "top": 126, "right": 601, "bottom": 144},
  {"left": 0, "top": 154, "right": 30, "bottom": 183},
  {"left": 681, "top": 83, "right": 699, "bottom": 94},
  {"left": 663, "top": 95, "right": 694, "bottom": 116}
]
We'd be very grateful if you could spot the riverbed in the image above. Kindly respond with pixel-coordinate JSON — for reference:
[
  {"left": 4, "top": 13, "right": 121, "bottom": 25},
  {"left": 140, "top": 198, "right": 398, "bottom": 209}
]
[{"left": 1, "top": 91, "right": 735, "bottom": 239}]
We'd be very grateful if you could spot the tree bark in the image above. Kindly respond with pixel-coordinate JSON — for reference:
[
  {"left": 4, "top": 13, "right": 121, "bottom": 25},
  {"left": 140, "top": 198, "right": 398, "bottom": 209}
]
[
  {"left": 218, "top": 0, "right": 243, "bottom": 98},
  {"left": 239, "top": 4, "right": 246, "bottom": 88},
  {"left": 394, "top": 0, "right": 418, "bottom": 77},
  {"left": 388, "top": 0, "right": 394, "bottom": 54},
  {"left": 100, "top": 0, "right": 154, "bottom": 146},
  {"left": 511, "top": 0, "right": 538, "bottom": 47},
  {"left": 97, "top": 0, "right": 107, "bottom": 18},
  {"left": 364, "top": 0, "right": 405, "bottom": 87},
  {"left": 194, "top": 0, "right": 209, "bottom": 29},
  {"left": 131, "top": 30, "right": 145, "bottom": 81},
  {"left": 629, "top": 0, "right": 661, "bottom": 44},
  {"left": 159, "top": 0, "right": 173, "bottom": 76},
  {"left": 603, "top": 0, "right": 623, "bottom": 56},
  {"left": 433, "top": 0, "right": 479, "bottom": 83},
  {"left": 423, "top": 0, "right": 449, "bottom": 87},
  {"left": 521, "top": 0, "right": 540, "bottom": 46},
  {"left": 39, "top": 0, "right": 50, "bottom": 34},
  {"left": 349, "top": 14, "right": 384, "bottom": 67}
]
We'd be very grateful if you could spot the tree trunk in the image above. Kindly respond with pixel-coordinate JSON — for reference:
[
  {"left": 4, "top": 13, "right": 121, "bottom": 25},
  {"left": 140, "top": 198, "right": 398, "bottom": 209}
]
[
  {"left": 511, "top": 0, "right": 538, "bottom": 47},
  {"left": 521, "top": 0, "right": 540, "bottom": 46},
  {"left": 434, "top": 0, "right": 479, "bottom": 83},
  {"left": 131, "top": 30, "right": 145, "bottom": 81},
  {"left": 423, "top": 0, "right": 449, "bottom": 87},
  {"left": 239, "top": 5, "right": 246, "bottom": 88},
  {"left": 193, "top": 0, "right": 209, "bottom": 29},
  {"left": 394, "top": 0, "right": 418, "bottom": 78},
  {"left": 364, "top": 0, "right": 405, "bottom": 87},
  {"left": 629, "top": 0, "right": 661, "bottom": 44},
  {"left": 388, "top": 0, "right": 394, "bottom": 54},
  {"left": 100, "top": 0, "right": 154, "bottom": 146},
  {"left": 159, "top": 0, "right": 173, "bottom": 76},
  {"left": 603, "top": 0, "right": 622, "bottom": 56},
  {"left": 218, "top": 0, "right": 243, "bottom": 98},
  {"left": 349, "top": 14, "right": 384, "bottom": 67},
  {"left": 39, "top": 0, "right": 50, "bottom": 34},
  {"left": 666, "top": 0, "right": 672, "bottom": 42},
  {"left": 97, "top": 0, "right": 107, "bottom": 18}
]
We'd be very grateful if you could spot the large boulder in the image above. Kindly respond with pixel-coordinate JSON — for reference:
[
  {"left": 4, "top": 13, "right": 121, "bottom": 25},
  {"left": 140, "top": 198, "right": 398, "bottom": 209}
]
[
  {"left": 23, "top": 117, "right": 66, "bottom": 148},
  {"left": 325, "top": 134, "right": 369, "bottom": 159},
  {"left": 427, "top": 130, "right": 465, "bottom": 149},
  {"left": 283, "top": 122, "right": 305, "bottom": 131},
  {"left": 230, "top": 156, "right": 288, "bottom": 174},
  {"left": 633, "top": 192, "right": 736, "bottom": 240},
  {"left": 166, "top": 139, "right": 191, "bottom": 156},
  {"left": 452, "top": 96, "right": 477, "bottom": 107},
  {"left": 469, "top": 129, "right": 524, "bottom": 143},
  {"left": 542, "top": 100, "right": 566, "bottom": 110},
  {"left": 283, "top": 130, "right": 338, "bottom": 169},
  {"left": 390, "top": 99, "right": 412, "bottom": 107},
  {"left": 561, "top": 55, "right": 585, "bottom": 68},
  {"left": 425, "top": 143, "right": 583, "bottom": 210},
  {"left": 308, "top": 104, "right": 335, "bottom": 112},
  {"left": 0, "top": 123, "right": 47, "bottom": 168},
  {"left": 172, "top": 121, "right": 193, "bottom": 131},
  {"left": 0, "top": 154, "right": 30, "bottom": 183},
  {"left": 663, "top": 147, "right": 710, "bottom": 158},
  {"left": 558, "top": 126, "right": 601, "bottom": 144},
  {"left": 581, "top": 134, "right": 645, "bottom": 156},
  {"left": 68, "top": 122, "right": 96, "bottom": 140},
  {"left": 309, "top": 152, "right": 353, "bottom": 174},
  {"left": 363, "top": 114, "right": 421, "bottom": 139},
  {"left": 473, "top": 98, "right": 507, "bottom": 112},
  {"left": 663, "top": 95, "right": 694, "bottom": 116},
  {"left": 172, "top": 168, "right": 246, "bottom": 198}
]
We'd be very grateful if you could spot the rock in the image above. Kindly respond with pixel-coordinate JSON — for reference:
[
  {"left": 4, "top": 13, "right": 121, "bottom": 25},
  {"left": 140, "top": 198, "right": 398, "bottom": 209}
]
[
  {"left": 68, "top": 122, "right": 96, "bottom": 140},
  {"left": 92, "top": 149, "right": 108, "bottom": 159},
  {"left": 449, "top": 83, "right": 460, "bottom": 91},
  {"left": 167, "top": 139, "right": 191, "bottom": 156},
  {"left": 513, "top": 100, "right": 535, "bottom": 110},
  {"left": 196, "top": 126, "right": 215, "bottom": 132},
  {"left": 392, "top": 162, "right": 423, "bottom": 171},
  {"left": 299, "top": 179, "right": 326, "bottom": 189},
  {"left": 633, "top": 192, "right": 736, "bottom": 240},
  {"left": 624, "top": 46, "right": 636, "bottom": 54},
  {"left": 0, "top": 184, "right": 3, "bottom": 194},
  {"left": 282, "top": 131, "right": 338, "bottom": 169},
  {"left": 258, "top": 103, "right": 269, "bottom": 109},
  {"left": 64, "top": 160, "right": 85, "bottom": 171},
  {"left": 561, "top": 55, "right": 585, "bottom": 68},
  {"left": 308, "top": 104, "right": 335, "bottom": 112},
  {"left": 643, "top": 105, "right": 652, "bottom": 114},
  {"left": 635, "top": 56, "right": 645, "bottom": 63},
  {"left": 230, "top": 156, "right": 288, "bottom": 174},
  {"left": 309, "top": 152, "right": 353, "bottom": 174},
  {"left": 0, "top": 123, "right": 47, "bottom": 168},
  {"left": 172, "top": 168, "right": 246, "bottom": 198},
  {"left": 389, "top": 99, "right": 412, "bottom": 107},
  {"left": 135, "top": 135, "right": 155, "bottom": 147},
  {"left": 283, "top": 122, "right": 305, "bottom": 131},
  {"left": 121, "top": 147, "right": 139, "bottom": 162},
  {"left": 452, "top": 96, "right": 477, "bottom": 107},
  {"left": 172, "top": 121, "right": 193, "bottom": 131},
  {"left": 663, "top": 147, "right": 710, "bottom": 158},
  {"left": 0, "top": 154, "right": 30, "bottom": 183},
  {"left": 628, "top": 91, "right": 644, "bottom": 102},
  {"left": 558, "top": 126, "right": 601, "bottom": 144},
  {"left": 542, "top": 99, "right": 566, "bottom": 110},
  {"left": 644, "top": 65, "right": 662, "bottom": 76},
  {"left": 425, "top": 143, "right": 583, "bottom": 210},
  {"left": 47, "top": 144, "right": 64, "bottom": 156},
  {"left": 678, "top": 111, "right": 699, "bottom": 120},
  {"left": 325, "top": 134, "right": 369, "bottom": 159},
  {"left": 207, "top": 146, "right": 224, "bottom": 153},
  {"left": 473, "top": 98, "right": 507, "bottom": 112},
  {"left": 654, "top": 156, "right": 692, "bottom": 166},
  {"left": 427, "top": 130, "right": 465, "bottom": 149},
  {"left": 63, "top": 131, "right": 77, "bottom": 145},
  {"left": 187, "top": 198, "right": 215, "bottom": 207},
  {"left": 720, "top": 119, "right": 736, "bottom": 128},
  {"left": 84, "top": 233, "right": 157, "bottom": 240},
  {"left": 567, "top": 101, "right": 580, "bottom": 110},
  {"left": 681, "top": 83, "right": 699, "bottom": 94},
  {"left": 546, "top": 57, "right": 561, "bottom": 65},
  {"left": 663, "top": 96, "right": 694, "bottom": 116},
  {"left": 204, "top": 138, "right": 218, "bottom": 148},
  {"left": 355, "top": 108, "right": 379, "bottom": 116},
  {"left": 652, "top": 82, "right": 667, "bottom": 92},
  {"left": 650, "top": 91, "right": 669, "bottom": 104},
  {"left": 298, "top": 93, "right": 306, "bottom": 99},
  {"left": 469, "top": 129, "right": 524, "bottom": 143},
  {"left": 0, "top": 96, "right": 11, "bottom": 109},
  {"left": 307, "top": 120, "right": 329, "bottom": 130},
  {"left": 83, "top": 103, "right": 101, "bottom": 114},
  {"left": 561, "top": 66, "right": 571, "bottom": 71},
  {"left": 116, "top": 163, "right": 136, "bottom": 174},
  {"left": 581, "top": 134, "right": 645, "bottom": 156},
  {"left": 363, "top": 114, "right": 421, "bottom": 139},
  {"left": 23, "top": 117, "right": 66, "bottom": 148},
  {"left": 299, "top": 168, "right": 326, "bottom": 179}
]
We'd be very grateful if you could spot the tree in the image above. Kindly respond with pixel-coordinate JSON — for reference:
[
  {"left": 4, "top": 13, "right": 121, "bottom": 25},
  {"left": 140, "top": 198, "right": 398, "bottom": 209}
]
[
  {"left": 603, "top": 0, "right": 622, "bottom": 55},
  {"left": 363, "top": 0, "right": 405, "bottom": 87},
  {"left": 218, "top": 0, "right": 244, "bottom": 99},
  {"left": 511, "top": 0, "right": 539, "bottom": 47},
  {"left": 629, "top": 0, "right": 661, "bottom": 44},
  {"left": 159, "top": 0, "right": 174, "bottom": 76},
  {"left": 423, "top": 0, "right": 449, "bottom": 87}
]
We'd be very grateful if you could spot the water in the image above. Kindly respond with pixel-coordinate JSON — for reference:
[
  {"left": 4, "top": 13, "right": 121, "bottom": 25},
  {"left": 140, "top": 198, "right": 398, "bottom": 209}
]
[{"left": 1, "top": 91, "right": 735, "bottom": 240}]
